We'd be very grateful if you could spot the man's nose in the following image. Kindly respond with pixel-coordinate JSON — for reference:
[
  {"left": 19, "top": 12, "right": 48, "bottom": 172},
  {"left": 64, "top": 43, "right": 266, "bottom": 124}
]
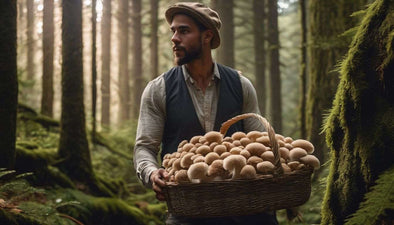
[{"left": 171, "top": 32, "right": 181, "bottom": 44}]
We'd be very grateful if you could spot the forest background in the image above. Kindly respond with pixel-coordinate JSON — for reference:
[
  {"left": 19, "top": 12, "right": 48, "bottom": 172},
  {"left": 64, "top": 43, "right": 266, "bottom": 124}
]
[{"left": 0, "top": 0, "right": 393, "bottom": 224}]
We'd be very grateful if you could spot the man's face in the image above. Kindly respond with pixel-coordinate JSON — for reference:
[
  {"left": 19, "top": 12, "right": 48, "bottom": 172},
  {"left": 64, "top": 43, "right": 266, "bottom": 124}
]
[{"left": 170, "top": 14, "right": 204, "bottom": 66}]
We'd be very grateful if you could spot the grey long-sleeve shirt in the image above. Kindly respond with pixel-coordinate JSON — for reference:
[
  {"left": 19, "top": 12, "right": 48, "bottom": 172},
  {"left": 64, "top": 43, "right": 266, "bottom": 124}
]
[{"left": 133, "top": 63, "right": 264, "bottom": 187}]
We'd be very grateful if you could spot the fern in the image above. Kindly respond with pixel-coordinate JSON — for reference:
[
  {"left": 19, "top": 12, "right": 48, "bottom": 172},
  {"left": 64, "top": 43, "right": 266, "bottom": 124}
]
[{"left": 345, "top": 166, "right": 394, "bottom": 225}]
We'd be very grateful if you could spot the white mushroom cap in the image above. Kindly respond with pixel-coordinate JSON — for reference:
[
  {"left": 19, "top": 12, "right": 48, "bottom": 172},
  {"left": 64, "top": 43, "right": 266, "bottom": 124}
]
[
  {"left": 220, "top": 152, "right": 231, "bottom": 160},
  {"left": 256, "top": 136, "right": 270, "bottom": 146},
  {"left": 245, "top": 142, "right": 266, "bottom": 156},
  {"left": 182, "top": 143, "right": 194, "bottom": 152},
  {"left": 230, "top": 147, "right": 243, "bottom": 154},
  {"left": 240, "top": 165, "right": 257, "bottom": 179},
  {"left": 231, "top": 131, "right": 246, "bottom": 140},
  {"left": 223, "top": 155, "right": 247, "bottom": 180},
  {"left": 174, "top": 169, "right": 189, "bottom": 183},
  {"left": 196, "top": 145, "right": 211, "bottom": 156},
  {"left": 207, "top": 159, "right": 229, "bottom": 179},
  {"left": 204, "top": 131, "right": 223, "bottom": 144},
  {"left": 205, "top": 152, "right": 220, "bottom": 165},
  {"left": 261, "top": 151, "right": 275, "bottom": 163},
  {"left": 247, "top": 156, "right": 263, "bottom": 168},
  {"left": 246, "top": 131, "right": 264, "bottom": 141},
  {"left": 190, "top": 135, "right": 203, "bottom": 144},
  {"left": 187, "top": 162, "right": 209, "bottom": 183},
  {"left": 256, "top": 161, "right": 275, "bottom": 174},
  {"left": 213, "top": 144, "right": 227, "bottom": 155}
]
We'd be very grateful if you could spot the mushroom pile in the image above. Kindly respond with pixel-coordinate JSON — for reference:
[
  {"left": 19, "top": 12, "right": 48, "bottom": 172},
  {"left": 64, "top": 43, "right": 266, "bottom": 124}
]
[{"left": 162, "top": 131, "right": 320, "bottom": 184}]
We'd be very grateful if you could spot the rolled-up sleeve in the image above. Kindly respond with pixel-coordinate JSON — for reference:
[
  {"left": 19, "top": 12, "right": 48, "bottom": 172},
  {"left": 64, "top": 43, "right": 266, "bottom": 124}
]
[{"left": 133, "top": 75, "right": 166, "bottom": 188}]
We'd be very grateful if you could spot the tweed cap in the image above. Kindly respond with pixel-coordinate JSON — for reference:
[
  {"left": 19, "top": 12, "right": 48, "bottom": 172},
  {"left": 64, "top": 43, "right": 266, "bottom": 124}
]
[{"left": 165, "top": 2, "right": 222, "bottom": 49}]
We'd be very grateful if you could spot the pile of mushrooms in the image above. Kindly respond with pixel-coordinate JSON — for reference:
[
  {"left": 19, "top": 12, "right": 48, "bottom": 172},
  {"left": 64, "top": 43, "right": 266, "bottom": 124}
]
[{"left": 162, "top": 131, "right": 320, "bottom": 184}]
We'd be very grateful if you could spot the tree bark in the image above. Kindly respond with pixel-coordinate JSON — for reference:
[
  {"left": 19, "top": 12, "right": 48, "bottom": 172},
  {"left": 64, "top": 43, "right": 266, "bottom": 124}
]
[
  {"left": 299, "top": 0, "right": 307, "bottom": 139},
  {"left": 0, "top": 0, "right": 18, "bottom": 169},
  {"left": 91, "top": 0, "right": 97, "bottom": 140},
  {"left": 267, "top": 0, "right": 282, "bottom": 133},
  {"left": 118, "top": 0, "right": 130, "bottom": 123},
  {"left": 213, "top": 0, "right": 234, "bottom": 67},
  {"left": 59, "top": 0, "right": 93, "bottom": 182},
  {"left": 41, "top": 0, "right": 54, "bottom": 117},
  {"left": 26, "top": 0, "right": 35, "bottom": 80},
  {"left": 253, "top": 0, "right": 266, "bottom": 116},
  {"left": 150, "top": 0, "right": 159, "bottom": 80},
  {"left": 131, "top": 0, "right": 143, "bottom": 120},
  {"left": 322, "top": 1, "right": 394, "bottom": 224},
  {"left": 101, "top": 0, "right": 111, "bottom": 128}
]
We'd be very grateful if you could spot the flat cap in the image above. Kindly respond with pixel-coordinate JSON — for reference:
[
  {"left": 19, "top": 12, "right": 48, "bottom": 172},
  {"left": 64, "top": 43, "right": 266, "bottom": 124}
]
[{"left": 165, "top": 2, "right": 221, "bottom": 49}]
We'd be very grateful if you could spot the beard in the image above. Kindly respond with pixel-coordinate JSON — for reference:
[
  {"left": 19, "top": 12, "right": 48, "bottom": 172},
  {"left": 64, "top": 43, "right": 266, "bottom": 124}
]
[{"left": 173, "top": 41, "right": 203, "bottom": 66}]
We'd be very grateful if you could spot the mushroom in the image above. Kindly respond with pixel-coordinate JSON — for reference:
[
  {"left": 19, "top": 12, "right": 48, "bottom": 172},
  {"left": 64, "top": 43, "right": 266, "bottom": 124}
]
[
  {"left": 275, "top": 134, "right": 285, "bottom": 142},
  {"left": 245, "top": 142, "right": 266, "bottom": 156},
  {"left": 232, "top": 140, "right": 242, "bottom": 147},
  {"left": 180, "top": 152, "right": 195, "bottom": 169},
  {"left": 256, "top": 161, "right": 275, "bottom": 174},
  {"left": 223, "top": 155, "right": 247, "bottom": 180},
  {"left": 281, "top": 163, "right": 292, "bottom": 174},
  {"left": 246, "top": 131, "right": 263, "bottom": 141},
  {"left": 223, "top": 136, "right": 233, "bottom": 142},
  {"left": 204, "top": 131, "right": 223, "bottom": 144},
  {"left": 205, "top": 152, "right": 220, "bottom": 165},
  {"left": 299, "top": 155, "right": 320, "bottom": 169},
  {"left": 190, "top": 135, "right": 202, "bottom": 144},
  {"left": 231, "top": 131, "right": 246, "bottom": 140},
  {"left": 178, "top": 140, "right": 188, "bottom": 148},
  {"left": 240, "top": 137, "right": 252, "bottom": 147},
  {"left": 230, "top": 147, "right": 242, "bottom": 155},
  {"left": 261, "top": 151, "right": 275, "bottom": 163},
  {"left": 207, "top": 159, "right": 229, "bottom": 180},
  {"left": 187, "top": 162, "right": 210, "bottom": 183},
  {"left": 247, "top": 156, "right": 263, "bottom": 168},
  {"left": 279, "top": 147, "right": 290, "bottom": 160},
  {"left": 213, "top": 144, "right": 227, "bottom": 155},
  {"left": 284, "top": 136, "right": 293, "bottom": 144},
  {"left": 240, "top": 165, "right": 257, "bottom": 179},
  {"left": 220, "top": 152, "right": 231, "bottom": 160},
  {"left": 256, "top": 136, "right": 270, "bottom": 146},
  {"left": 172, "top": 158, "right": 182, "bottom": 171},
  {"left": 289, "top": 147, "right": 308, "bottom": 161},
  {"left": 193, "top": 155, "right": 205, "bottom": 163},
  {"left": 209, "top": 142, "right": 218, "bottom": 151},
  {"left": 182, "top": 143, "right": 194, "bottom": 152},
  {"left": 196, "top": 145, "right": 211, "bottom": 156},
  {"left": 284, "top": 143, "right": 293, "bottom": 150},
  {"left": 292, "top": 139, "right": 314, "bottom": 154},
  {"left": 288, "top": 161, "right": 300, "bottom": 171},
  {"left": 174, "top": 169, "right": 189, "bottom": 183},
  {"left": 240, "top": 149, "right": 251, "bottom": 159}
]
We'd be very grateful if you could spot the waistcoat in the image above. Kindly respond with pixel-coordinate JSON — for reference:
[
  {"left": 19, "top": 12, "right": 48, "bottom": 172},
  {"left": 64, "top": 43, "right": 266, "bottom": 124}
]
[{"left": 162, "top": 64, "right": 243, "bottom": 158}]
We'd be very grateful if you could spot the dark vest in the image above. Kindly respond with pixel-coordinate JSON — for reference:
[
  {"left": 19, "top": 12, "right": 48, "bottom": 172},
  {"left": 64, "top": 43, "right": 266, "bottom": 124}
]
[{"left": 162, "top": 64, "right": 244, "bottom": 158}]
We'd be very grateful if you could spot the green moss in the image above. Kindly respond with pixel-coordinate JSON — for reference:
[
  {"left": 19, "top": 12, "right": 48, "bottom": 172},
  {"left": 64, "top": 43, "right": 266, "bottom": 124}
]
[{"left": 321, "top": 0, "right": 394, "bottom": 224}]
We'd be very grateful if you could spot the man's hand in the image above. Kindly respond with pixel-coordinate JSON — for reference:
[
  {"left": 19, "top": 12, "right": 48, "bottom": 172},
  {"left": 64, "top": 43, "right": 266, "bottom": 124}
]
[{"left": 150, "top": 168, "right": 169, "bottom": 201}]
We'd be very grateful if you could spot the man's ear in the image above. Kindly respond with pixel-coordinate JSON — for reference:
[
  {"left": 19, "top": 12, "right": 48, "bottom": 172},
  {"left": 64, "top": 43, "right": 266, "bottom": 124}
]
[{"left": 202, "top": 30, "right": 214, "bottom": 45}]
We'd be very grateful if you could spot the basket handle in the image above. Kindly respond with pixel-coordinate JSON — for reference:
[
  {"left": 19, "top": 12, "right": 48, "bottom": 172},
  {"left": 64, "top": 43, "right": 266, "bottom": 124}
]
[{"left": 220, "top": 113, "right": 283, "bottom": 175}]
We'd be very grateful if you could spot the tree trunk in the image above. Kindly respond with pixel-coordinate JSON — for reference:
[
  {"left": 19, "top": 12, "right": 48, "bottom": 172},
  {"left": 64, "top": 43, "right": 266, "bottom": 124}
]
[
  {"left": 26, "top": 0, "right": 35, "bottom": 80},
  {"left": 253, "top": 0, "right": 266, "bottom": 116},
  {"left": 91, "top": 0, "right": 97, "bottom": 140},
  {"left": 267, "top": 0, "right": 282, "bottom": 133},
  {"left": 118, "top": 0, "right": 130, "bottom": 123},
  {"left": 322, "top": 1, "right": 394, "bottom": 224},
  {"left": 59, "top": 0, "right": 93, "bottom": 183},
  {"left": 101, "top": 0, "right": 111, "bottom": 128},
  {"left": 131, "top": 0, "right": 143, "bottom": 120},
  {"left": 150, "top": 0, "right": 158, "bottom": 80},
  {"left": 299, "top": 0, "right": 307, "bottom": 139},
  {"left": 213, "top": 0, "right": 234, "bottom": 67},
  {"left": 41, "top": 0, "right": 54, "bottom": 117},
  {"left": 0, "top": 0, "right": 18, "bottom": 169},
  {"left": 307, "top": 0, "right": 367, "bottom": 165}
]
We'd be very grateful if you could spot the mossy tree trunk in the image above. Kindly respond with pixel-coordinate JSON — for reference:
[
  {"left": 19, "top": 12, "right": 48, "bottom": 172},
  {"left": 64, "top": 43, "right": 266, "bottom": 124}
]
[
  {"left": 0, "top": 0, "right": 17, "bottom": 169},
  {"left": 322, "top": 0, "right": 394, "bottom": 224},
  {"left": 101, "top": 0, "right": 111, "bottom": 128},
  {"left": 58, "top": 0, "right": 94, "bottom": 183},
  {"left": 299, "top": 0, "right": 307, "bottom": 139},
  {"left": 306, "top": 0, "right": 367, "bottom": 165},
  {"left": 91, "top": 0, "right": 97, "bottom": 141},
  {"left": 213, "top": 0, "right": 234, "bottom": 67},
  {"left": 26, "top": 0, "right": 35, "bottom": 81},
  {"left": 253, "top": 0, "right": 266, "bottom": 116},
  {"left": 131, "top": 0, "right": 143, "bottom": 120},
  {"left": 41, "top": 0, "right": 54, "bottom": 117}
]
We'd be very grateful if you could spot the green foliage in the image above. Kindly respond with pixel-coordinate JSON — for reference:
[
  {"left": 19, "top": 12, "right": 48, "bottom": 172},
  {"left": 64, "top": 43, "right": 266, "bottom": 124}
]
[{"left": 345, "top": 166, "right": 394, "bottom": 225}]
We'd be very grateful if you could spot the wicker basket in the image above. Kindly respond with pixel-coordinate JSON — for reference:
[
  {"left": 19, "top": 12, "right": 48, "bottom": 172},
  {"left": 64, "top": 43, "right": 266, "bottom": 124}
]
[{"left": 163, "top": 113, "right": 313, "bottom": 217}]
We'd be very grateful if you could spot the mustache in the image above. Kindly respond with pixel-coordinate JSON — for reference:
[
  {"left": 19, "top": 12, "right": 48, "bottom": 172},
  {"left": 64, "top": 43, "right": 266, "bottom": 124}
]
[{"left": 173, "top": 45, "right": 186, "bottom": 51}]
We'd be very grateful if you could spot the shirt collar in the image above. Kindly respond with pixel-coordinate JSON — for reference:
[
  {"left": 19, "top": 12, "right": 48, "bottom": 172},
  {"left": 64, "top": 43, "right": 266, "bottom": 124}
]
[{"left": 181, "top": 62, "right": 221, "bottom": 83}]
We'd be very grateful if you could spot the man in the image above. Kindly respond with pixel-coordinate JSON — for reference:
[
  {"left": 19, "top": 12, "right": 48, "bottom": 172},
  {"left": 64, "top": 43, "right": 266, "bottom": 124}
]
[{"left": 133, "top": 2, "right": 278, "bottom": 224}]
